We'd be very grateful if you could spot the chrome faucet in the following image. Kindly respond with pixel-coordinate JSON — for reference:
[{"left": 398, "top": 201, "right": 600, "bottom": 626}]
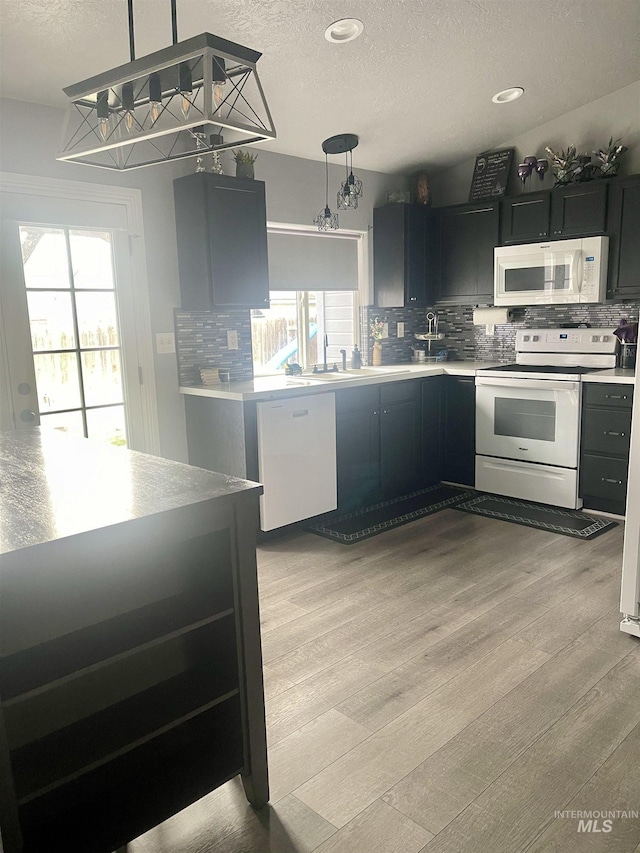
[{"left": 340, "top": 349, "right": 347, "bottom": 371}]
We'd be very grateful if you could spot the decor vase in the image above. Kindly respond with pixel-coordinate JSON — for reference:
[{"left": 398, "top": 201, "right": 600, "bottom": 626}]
[
  {"left": 372, "top": 341, "right": 382, "bottom": 366},
  {"left": 236, "top": 162, "right": 254, "bottom": 180}
]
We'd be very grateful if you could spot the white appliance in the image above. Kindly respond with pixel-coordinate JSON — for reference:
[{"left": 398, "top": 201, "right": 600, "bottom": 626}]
[
  {"left": 476, "top": 328, "right": 618, "bottom": 509},
  {"left": 256, "top": 392, "right": 337, "bottom": 531},
  {"left": 494, "top": 236, "right": 608, "bottom": 307},
  {"left": 620, "top": 382, "right": 640, "bottom": 638}
]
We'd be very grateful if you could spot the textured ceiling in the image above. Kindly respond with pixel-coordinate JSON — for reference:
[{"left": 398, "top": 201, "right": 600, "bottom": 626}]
[{"left": 1, "top": 0, "right": 639, "bottom": 174}]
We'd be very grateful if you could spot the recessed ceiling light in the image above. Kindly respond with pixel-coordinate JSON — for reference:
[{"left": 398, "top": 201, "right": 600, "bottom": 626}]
[
  {"left": 324, "top": 18, "right": 364, "bottom": 43},
  {"left": 492, "top": 87, "right": 525, "bottom": 104}
]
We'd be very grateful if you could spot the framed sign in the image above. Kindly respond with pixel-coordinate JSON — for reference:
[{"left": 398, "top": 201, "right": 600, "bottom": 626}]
[{"left": 468, "top": 148, "right": 514, "bottom": 202}]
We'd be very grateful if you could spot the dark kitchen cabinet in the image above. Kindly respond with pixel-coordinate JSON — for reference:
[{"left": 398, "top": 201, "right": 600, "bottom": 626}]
[
  {"left": 501, "top": 192, "right": 550, "bottom": 243},
  {"left": 441, "top": 375, "right": 476, "bottom": 487},
  {"left": 437, "top": 201, "right": 499, "bottom": 305},
  {"left": 580, "top": 382, "right": 634, "bottom": 515},
  {"left": 608, "top": 175, "right": 640, "bottom": 299},
  {"left": 174, "top": 172, "right": 270, "bottom": 309},
  {"left": 373, "top": 204, "right": 438, "bottom": 307},
  {"left": 549, "top": 181, "right": 608, "bottom": 238},
  {"left": 421, "top": 376, "right": 443, "bottom": 485},
  {"left": 335, "top": 381, "right": 421, "bottom": 509}
]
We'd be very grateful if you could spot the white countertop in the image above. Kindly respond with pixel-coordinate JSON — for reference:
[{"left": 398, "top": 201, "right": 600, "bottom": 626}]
[
  {"left": 180, "top": 361, "right": 503, "bottom": 402},
  {"left": 582, "top": 368, "right": 636, "bottom": 385}
]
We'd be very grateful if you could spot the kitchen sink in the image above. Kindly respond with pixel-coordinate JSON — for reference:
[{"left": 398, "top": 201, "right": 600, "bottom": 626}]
[{"left": 303, "top": 367, "right": 412, "bottom": 381}]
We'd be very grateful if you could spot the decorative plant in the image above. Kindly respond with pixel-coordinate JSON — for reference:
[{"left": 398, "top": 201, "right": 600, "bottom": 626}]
[
  {"left": 370, "top": 317, "right": 385, "bottom": 341},
  {"left": 544, "top": 144, "right": 582, "bottom": 185},
  {"left": 593, "top": 137, "right": 627, "bottom": 177},
  {"left": 233, "top": 148, "right": 258, "bottom": 164}
]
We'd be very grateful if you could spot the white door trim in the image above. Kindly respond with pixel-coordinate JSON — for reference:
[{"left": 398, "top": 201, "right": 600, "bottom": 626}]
[{"left": 0, "top": 171, "right": 160, "bottom": 454}]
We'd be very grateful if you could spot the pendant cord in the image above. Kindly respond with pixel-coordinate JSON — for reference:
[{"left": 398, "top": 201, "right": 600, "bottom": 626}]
[
  {"left": 128, "top": 0, "right": 135, "bottom": 61},
  {"left": 325, "top": 153, "right": 329, "bottom": 207},
  {"left": 171, "top": 0, "right": 178, "bottom": 44},
  {"left": 345, "top": 151, "right": 349, "bottom": 183}
]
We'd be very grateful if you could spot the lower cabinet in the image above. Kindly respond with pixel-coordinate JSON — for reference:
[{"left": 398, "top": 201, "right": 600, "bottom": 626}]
[
  {"left": 441, "top": 376, "right": 476, "bottom": 487},
  {"left": 336, "top": 381, "right": 421, "bottom": 510},
  {"left": 421, "top": 376, "right": 443, "bottom": 486},
  {"left": 580, "top": 383, "right": 634, "bottom": 515}
]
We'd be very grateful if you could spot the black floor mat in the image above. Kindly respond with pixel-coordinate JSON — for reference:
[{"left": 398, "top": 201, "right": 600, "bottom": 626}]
[
  {"left": 454, "top": 493, "right": 617, "bottom": 539},
  {"left": 307, "top": 484, "right": 475, "bottom": 544}
]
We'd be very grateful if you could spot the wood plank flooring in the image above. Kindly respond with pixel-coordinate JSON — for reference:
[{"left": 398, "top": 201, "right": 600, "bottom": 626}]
[{"left": 129, "top": 509, "right": 640, "bottom": 853}]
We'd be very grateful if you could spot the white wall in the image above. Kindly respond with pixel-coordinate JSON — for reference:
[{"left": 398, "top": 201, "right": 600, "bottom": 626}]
[
  {"left": 0, "top": 97, "right": 404, "bottom": 461},
  {"left": 430, "top": 81, "right": 640, "bottom": 206}
]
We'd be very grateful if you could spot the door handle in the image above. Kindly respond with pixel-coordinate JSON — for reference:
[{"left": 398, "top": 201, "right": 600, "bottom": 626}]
[
  {"left": 603, "top": 431, "right": 625, "bottom": 437},
  {"left": 601, "top": 477, "right": 622, "bottom": 485},
  {"left": 605, "top": 394, "right": 628, "bottom": 400}
]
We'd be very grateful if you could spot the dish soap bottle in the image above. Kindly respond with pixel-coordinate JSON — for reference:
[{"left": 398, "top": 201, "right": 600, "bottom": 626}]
[{"left": 350, "top": 345, "right": 362, "bottom": 369}]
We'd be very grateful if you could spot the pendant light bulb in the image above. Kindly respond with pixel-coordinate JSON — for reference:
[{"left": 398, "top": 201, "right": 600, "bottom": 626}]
[
  {"left": 179, "top": 62, "right": 193, "bottom": 119},
  {"left": 149, "top": 72, "right": 162, "bottom": 123},
  {"left": 212, "top": 56, "right": 227, "bottom": 110},
  {"left": 122, "top": 82, "right": 136, "bottom": 133},
  {"left": 96, "top": 90, "right": 111, "bottom": 141}
]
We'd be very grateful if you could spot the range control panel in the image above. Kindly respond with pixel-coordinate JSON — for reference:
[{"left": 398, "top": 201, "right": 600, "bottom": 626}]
[{"left": 516, "top": 328, "right": 618, "bottom": 355}]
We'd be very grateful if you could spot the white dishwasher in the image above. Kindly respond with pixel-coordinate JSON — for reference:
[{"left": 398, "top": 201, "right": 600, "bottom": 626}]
[{"left": 256, "top": 392, "right": 337, "bottom": 531}]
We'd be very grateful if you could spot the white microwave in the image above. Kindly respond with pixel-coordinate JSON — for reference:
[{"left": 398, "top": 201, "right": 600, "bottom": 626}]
[{"left": 494, "top": 236, "right": 608, "bottom": 306}]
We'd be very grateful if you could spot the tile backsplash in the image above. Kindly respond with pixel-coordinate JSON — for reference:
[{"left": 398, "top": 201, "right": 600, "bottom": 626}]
[
  {"left": 175, "top": 309, "right": 253, "bottom": 385},
  {"left": 364, "top": 302, "right": 640, "bottom": 364}
]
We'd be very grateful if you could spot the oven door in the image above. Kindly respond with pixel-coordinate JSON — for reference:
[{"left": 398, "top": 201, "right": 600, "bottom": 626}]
[
  {"left": 476, "top": 376, "right": 581, "bottom": 468},
  {"left": 494, "top": 242, "right": 582, "bottom": 306}
]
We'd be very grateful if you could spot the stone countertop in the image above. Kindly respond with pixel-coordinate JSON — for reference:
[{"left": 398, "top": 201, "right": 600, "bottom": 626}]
[
  {"left": 180, "top": 361, "right": 504, "bottom": 402},
  {"left": 582, "top": 368, "right": 636, "bottom": 385},
  {"left": 0, "top": 429, "right": 261, "bottom": 555}
]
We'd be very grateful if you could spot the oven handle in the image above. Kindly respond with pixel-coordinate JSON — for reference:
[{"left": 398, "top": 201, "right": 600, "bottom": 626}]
[{"left": 475, "top": 376, "right": 580, "bottom": 393}]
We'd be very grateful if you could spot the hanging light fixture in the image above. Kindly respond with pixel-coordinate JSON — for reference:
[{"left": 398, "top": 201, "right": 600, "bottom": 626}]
[
  {"left": 314, "top": 151, "right": 339, "bottom": 231},
  {"left": 57, "top": 0, "right": 276, "bottom": 170},
  {"left": 337, "top": 146, "right": 363, "bottom": 209}
]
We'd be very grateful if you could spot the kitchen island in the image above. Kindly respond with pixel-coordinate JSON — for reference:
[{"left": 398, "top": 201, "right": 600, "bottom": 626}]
[{"left": 0, "top": 429, "right": 267, "bottom": 853}]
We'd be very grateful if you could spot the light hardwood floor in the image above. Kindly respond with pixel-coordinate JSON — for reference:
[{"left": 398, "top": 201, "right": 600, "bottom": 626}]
[{"left": 130, "top": 510, "right": 640, "bottom": 853}]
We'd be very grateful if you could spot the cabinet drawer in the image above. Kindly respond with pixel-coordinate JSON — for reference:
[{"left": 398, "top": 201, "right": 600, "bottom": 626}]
[
  {"left": 580, "top": 453, "right": 628, "bottom": 511},
  {"left": 582, "top": 408, "right": 632, "bottom": 456},
  {"left": 335, "top": 385, "right": 380, "bottom": 414},
  {"left": 584, "top": 383, "right": 633, "bottom": 409},
  {"left": 381, "top": 379, "right": 420, "bottom": 406}
]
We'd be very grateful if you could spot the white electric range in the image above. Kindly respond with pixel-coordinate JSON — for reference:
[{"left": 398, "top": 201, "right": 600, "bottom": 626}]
[{"left": 475, "top": 328, "right": 619, "bottom": 509}]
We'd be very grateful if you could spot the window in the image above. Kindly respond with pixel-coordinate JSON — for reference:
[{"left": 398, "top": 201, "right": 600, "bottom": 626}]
[
  {"left": 251, "top": 290, "right": 358, "bottom": 375},
  {"left": 19, "top": 225, "right": 128, "bottom": 445},
  {"left": 251, "top": 226, "right": 364, "bottom": 375}
]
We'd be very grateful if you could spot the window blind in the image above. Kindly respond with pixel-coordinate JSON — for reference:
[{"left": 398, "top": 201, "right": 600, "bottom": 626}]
[{"left": 267, "top": 231, "right": 359, "bottom": 292}]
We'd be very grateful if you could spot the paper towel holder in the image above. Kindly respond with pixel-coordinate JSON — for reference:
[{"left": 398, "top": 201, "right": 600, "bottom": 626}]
[{"left": 472, "top": 306, "right": 514, "bottom": 336}]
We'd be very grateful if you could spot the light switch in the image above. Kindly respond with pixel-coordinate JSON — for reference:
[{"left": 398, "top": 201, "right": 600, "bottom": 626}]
[
  {"left": 397, "top": 322, "right": 405, "bottom": 338},
  {"left": 155, "top": 332, "right": 175, "bottom": 354},
  {"left": 227, "top": 330, "right": 239, "bottom": 350}
]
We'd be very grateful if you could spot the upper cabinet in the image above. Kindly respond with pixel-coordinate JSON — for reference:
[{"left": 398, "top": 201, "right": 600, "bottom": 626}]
[
  {"left": 437, "top": 201, "right": 499, "bottom": 305},
  {"left": 608, "top": 175, "right": 640, "bottom": 300},
  {"left": 174, "top": 173, "right": 270, "bottom": 310},
  {"left": 373, "top": 204, "right": 438, "bottom": 307},
  {"left": 501, "top": 192, "right": 550, "bottom": 243},
  {"left": 549, "top": 181, "right": 608, "bottom": 237}
]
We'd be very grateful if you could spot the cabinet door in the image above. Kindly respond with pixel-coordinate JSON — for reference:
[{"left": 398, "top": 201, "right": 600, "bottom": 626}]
[
  {"left": 420, "top": 376, "right": 442, "bottom": 486},
  {"left": 374, "top": 205, "right": 434, "bottom": 307},
  {"left": 501, "top": 193, "right": 550, "bottom": 243},
  {"left": 174, "top": 174, "right": 269, "bottom": 310},
  {"left": 608, "top": 175, "right": 640, "bottom": 299},
  {"left": 205, "top": 178, "right": 269, "bottom": 308},
  {"left": 336, "top": 407, "right": 381, "bottom": 510},
  {"left": 438, "top": 202, "right": 499, "bottom": 305},
  {"left": 549, "top": 182, "right": 608, "bottom": 238},
  {"left": 380, "top": 399, "right": 421, "bottom": 498},
  {"left": 442, "top": 376, "right": 475, "bottom": 486}
]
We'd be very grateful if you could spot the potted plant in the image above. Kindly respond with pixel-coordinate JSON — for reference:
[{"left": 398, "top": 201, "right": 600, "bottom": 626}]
[
  {"left": 233, "top": 149, "right": 258, "bottom": 179},
  {"left": 544, "top": 144, "right": 582, "bottom": 186},
  {"left": 593, "top": 137, "right": 628, "bottom": 177}
]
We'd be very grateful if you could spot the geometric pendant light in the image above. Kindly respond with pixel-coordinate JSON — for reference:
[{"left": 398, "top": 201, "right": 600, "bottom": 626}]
[
  {"left": 57, "top": 0, "right": 276, "bottom": 170},
  {"left": 314, "top": 133, "right": 363, "bottom": 229},
  {"left": 314, "top": 151, "right": 340, "bottom": 231},
  {"left": 337, "top": 142, "right": 363, "bottom": 210}
]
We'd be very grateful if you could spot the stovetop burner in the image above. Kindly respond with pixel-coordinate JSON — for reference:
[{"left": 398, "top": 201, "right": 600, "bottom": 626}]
[{"left": 483, "top": 364, "right": 606, "bottom": 376}]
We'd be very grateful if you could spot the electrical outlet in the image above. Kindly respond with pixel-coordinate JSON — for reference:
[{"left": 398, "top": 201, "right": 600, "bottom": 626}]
[
  {"left": 382, "top": 322, "right": 389, "bottom": 339},
  {"left": 397, "top": 322, "right": 405, "bottom": 338},
  {"left": 155, "top": 332, "right": 175, "bottom": 354},
  {"left": 227, "top": 329, "right": 239, "bottom": 350}
]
